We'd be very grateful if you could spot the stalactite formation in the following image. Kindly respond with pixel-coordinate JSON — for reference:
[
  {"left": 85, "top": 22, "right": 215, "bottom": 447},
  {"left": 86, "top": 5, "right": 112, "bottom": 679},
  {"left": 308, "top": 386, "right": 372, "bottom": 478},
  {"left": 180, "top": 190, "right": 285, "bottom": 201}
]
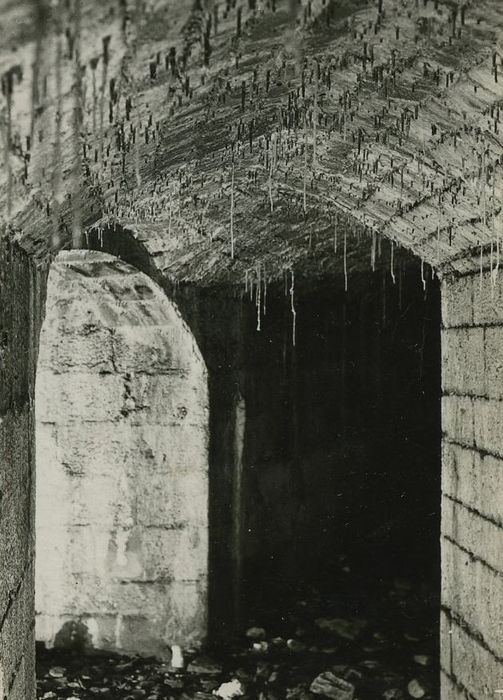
[
  {"left": 0, "top": 0, "right": 501, "bottom": 287},
  {"left": 290, "top": 267, "right": 296, "bottom": 347},
  {"left": 343, "top": 229, "right": 347, "bottom": 292}
]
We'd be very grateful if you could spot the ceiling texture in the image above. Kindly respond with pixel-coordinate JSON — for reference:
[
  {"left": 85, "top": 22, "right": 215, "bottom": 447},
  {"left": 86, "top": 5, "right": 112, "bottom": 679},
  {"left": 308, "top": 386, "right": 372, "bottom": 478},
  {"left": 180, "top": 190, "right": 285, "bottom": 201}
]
[{"left": 1, "top": 0, "right": 503, "bottom": 284}]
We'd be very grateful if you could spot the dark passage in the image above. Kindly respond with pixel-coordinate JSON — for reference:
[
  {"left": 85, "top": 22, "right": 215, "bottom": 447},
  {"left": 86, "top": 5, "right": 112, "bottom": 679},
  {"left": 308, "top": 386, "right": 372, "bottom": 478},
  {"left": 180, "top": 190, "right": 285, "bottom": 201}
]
[
  {"left": 240, "top": 262, "right": 441, "bottom": 599},
  {"left": 235, "top": 259, "right": 442, "bottom": 698}
]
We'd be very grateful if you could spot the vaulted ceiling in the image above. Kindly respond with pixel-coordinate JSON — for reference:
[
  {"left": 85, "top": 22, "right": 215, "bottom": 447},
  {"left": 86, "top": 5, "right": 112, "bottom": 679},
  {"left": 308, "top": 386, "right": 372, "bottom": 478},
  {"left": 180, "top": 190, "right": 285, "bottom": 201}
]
[{"left": 2, "top": 0, "right": 503, "bottom": 284}]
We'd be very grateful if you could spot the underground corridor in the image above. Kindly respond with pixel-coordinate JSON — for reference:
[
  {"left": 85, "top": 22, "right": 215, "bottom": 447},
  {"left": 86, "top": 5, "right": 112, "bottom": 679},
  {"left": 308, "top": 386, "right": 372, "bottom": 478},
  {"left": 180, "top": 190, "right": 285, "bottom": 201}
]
[
  {"left": 35, "top": 249, "right": 442, "bottom": 700},
  {"left": 2, "top": 1, "right": 503, "bottom": 697}
]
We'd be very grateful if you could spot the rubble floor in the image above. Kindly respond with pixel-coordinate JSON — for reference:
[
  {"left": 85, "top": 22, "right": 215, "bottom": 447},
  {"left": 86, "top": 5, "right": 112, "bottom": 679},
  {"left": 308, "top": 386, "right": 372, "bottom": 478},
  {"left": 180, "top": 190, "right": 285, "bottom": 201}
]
[{"left": 37, "top": 572, "right": 439, "bottom": 700}]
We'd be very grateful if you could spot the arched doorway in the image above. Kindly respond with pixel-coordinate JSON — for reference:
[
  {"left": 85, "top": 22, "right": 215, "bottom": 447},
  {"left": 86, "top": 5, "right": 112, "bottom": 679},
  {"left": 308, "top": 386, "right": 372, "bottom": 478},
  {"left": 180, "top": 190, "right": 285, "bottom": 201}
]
[{"left": 35, "top": 250, "right": 209, "bottom": 659}]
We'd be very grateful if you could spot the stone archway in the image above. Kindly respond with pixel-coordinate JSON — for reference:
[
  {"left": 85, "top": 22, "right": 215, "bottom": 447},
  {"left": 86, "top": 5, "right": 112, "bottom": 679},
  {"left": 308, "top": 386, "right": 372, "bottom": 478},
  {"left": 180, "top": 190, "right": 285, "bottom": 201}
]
[{"left": 35, "top": 250, "right": 209, "bottom": 659}]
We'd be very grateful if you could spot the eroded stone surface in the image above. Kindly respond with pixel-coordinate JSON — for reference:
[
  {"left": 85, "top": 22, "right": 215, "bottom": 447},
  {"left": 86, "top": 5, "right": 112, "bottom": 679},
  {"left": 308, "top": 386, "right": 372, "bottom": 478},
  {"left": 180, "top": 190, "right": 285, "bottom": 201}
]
[{"left": 35, "top": 251, "right": 209, "bottom": 659}]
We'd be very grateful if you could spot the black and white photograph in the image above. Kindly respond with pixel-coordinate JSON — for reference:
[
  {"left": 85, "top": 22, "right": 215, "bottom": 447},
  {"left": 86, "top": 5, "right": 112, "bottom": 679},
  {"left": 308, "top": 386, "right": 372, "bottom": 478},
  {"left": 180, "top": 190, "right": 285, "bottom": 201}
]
[{"left": 0, "top": 0, "right": 502, "bottom": 698}]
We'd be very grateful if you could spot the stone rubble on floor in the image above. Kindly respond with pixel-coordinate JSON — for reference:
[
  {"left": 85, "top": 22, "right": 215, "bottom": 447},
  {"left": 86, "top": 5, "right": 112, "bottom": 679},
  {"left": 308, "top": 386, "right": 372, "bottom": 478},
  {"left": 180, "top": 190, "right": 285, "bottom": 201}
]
[{"left": 37, "top": 578, "right": 438, "bottom": 700}]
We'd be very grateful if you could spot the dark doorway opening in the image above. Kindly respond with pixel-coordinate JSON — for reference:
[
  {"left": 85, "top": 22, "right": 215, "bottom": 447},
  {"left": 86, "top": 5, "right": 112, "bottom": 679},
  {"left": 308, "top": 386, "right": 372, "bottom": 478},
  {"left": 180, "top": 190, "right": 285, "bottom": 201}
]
[{"left": 239, "top": 260, "right": 441, "bottom": 697}]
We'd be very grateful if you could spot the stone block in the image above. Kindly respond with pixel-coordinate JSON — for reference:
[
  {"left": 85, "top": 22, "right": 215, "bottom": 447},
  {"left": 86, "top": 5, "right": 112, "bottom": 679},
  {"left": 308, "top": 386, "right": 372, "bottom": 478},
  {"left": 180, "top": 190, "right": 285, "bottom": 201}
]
[
  {"left": 441, "top": 533, "right": 503, "bottom": 655},
  {"left": 37, "top": 576, "right": 207, "bottom": 658},
  {"left": 473, "top": 270, "right": 503, "bottom": 326},
  {"left": 139, "top": 525, "right": 208, "bottom": 582},
  {"left": 135, "top": 470, "right": 208, "bottom": 528},
  {"left": 128, "top": 422, "right": 209, "bottom": 474},
  {"left": 442, "top": 396, "right": 474, "bottom": 446},
  {"left": 473, "top": 398, "right": 503, "bottom": 457},
  {"left": 124, "top": 373, "right": 209, "bottom": 426},
  {"left": 448, "top": 613, "right": 503, "bottom": 700},
  {"left": 442, "top": 442, "right": 503, "bottom": 526},
  {"left": 484, "top": 327, "right": 503, "bottom": 400},
  {"left": 37, "top": 322, "right": 115, "bottom": 374},
  {"left": 38, "top": 522, "right": 208, "bottom": 586},
  {"left": 111, "top": 324, "right": 196, "bottom": 374},
  {"left": 441, "top": 275, "right": 473, "bottom": 328},
  {"left": 442, "top": 328, "right": 485, "bottom": 396},
  {"left": 42, "top": 421, "right": 208, "bottom": 483},
  {"left": 163, "top": 578, "right": 207, "bottom": 647},
  {"left": 118, "top": 614, "right": 170, "bottom": 659},
  {"left": 442, "top": 495, "right": 503, "bottom": 574},
  {"left": 36, "top": 371, "right": 125, "bottom": 423}
]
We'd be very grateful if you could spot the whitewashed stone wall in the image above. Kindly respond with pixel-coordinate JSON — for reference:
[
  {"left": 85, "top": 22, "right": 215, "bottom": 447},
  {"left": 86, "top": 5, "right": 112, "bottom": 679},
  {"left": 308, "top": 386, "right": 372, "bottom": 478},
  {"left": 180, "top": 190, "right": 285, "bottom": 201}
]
[
  {"left": 35, "top": 251, "right": 209, "bottom": 658},
  {"left": 441, "top": 270, "right": 503, "bottom": 698}
]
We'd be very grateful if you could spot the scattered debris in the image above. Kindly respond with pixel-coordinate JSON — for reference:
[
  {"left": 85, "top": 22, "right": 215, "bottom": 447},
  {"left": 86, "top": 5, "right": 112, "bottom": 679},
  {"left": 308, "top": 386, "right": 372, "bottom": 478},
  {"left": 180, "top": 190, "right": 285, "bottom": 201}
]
[{"left": 36, "top": 576, "right": 438, "bottom": 700}]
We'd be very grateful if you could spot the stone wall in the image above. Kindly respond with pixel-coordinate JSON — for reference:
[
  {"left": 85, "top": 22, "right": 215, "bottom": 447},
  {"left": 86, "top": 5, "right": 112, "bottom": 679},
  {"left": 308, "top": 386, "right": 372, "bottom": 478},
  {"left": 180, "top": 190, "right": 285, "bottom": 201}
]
[
  {"left": 441, "top": 270, "right": 503, "bottom": 699},
  {"left": 0, "top": 240, "right": 45, "bottom": 699},
  {"left": 35, "top": 251, "right": 209, "bottom": 659}
]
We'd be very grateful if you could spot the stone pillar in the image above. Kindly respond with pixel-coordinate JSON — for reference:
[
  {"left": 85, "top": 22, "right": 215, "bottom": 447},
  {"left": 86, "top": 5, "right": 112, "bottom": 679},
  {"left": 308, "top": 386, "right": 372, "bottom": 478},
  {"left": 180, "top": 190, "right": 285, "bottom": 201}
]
[
  {"left": 441, "top": 270, "right": 503, "bottom": 698},
  {"left": 0, "top": 240, "right": 44, "bottom": 700},
  {"left": 35, "top": 251, "right": 209, "bottom": 659}
]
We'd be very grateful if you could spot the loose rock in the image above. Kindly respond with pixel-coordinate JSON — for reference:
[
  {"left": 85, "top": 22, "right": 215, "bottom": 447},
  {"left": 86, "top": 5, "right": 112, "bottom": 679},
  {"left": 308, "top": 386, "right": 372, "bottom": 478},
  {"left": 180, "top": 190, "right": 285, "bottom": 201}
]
[
  {"left": 413, "top": 655, "right": 431, "bottom": 667},
  {"left": 310, "top": 672, "right": 355, "bottom": 700},
  {"left": 407, "top": 679, "right": 426, "bottom": 698},
  {"left": 213, "top": 679, "right": 245, "bottom": 699},
  {"left": 48, "top": 667, "right": 66, "bottom": 679},
  {"left": 246, "top": 627, "right": 267, "bottom": 640},
  {"left": 287, "top": 639, "right": 306, "bottom": 652},
  {"left": 315, "top": 619, "right": 367, "bottom": 641}
]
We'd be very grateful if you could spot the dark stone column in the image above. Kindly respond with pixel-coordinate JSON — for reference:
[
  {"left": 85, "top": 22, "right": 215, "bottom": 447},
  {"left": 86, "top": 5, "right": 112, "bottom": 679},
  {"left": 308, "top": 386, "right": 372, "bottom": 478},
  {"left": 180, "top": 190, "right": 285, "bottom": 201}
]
[{"left": 0, "top": 238, "right": 47, "bottom": 700}]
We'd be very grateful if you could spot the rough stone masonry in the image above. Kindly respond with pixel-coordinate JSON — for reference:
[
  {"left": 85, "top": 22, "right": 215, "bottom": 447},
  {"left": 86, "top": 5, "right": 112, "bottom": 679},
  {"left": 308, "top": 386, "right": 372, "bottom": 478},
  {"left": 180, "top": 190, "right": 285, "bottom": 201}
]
[
  {"left": 441, "top": 269, "right": 503, "bottom": 700},
  {"left": 35, "top": 251, "right": 209, "bottom": 659},
  {"left": 0, "top": 0, "right": 503, "bottom": 698}
]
